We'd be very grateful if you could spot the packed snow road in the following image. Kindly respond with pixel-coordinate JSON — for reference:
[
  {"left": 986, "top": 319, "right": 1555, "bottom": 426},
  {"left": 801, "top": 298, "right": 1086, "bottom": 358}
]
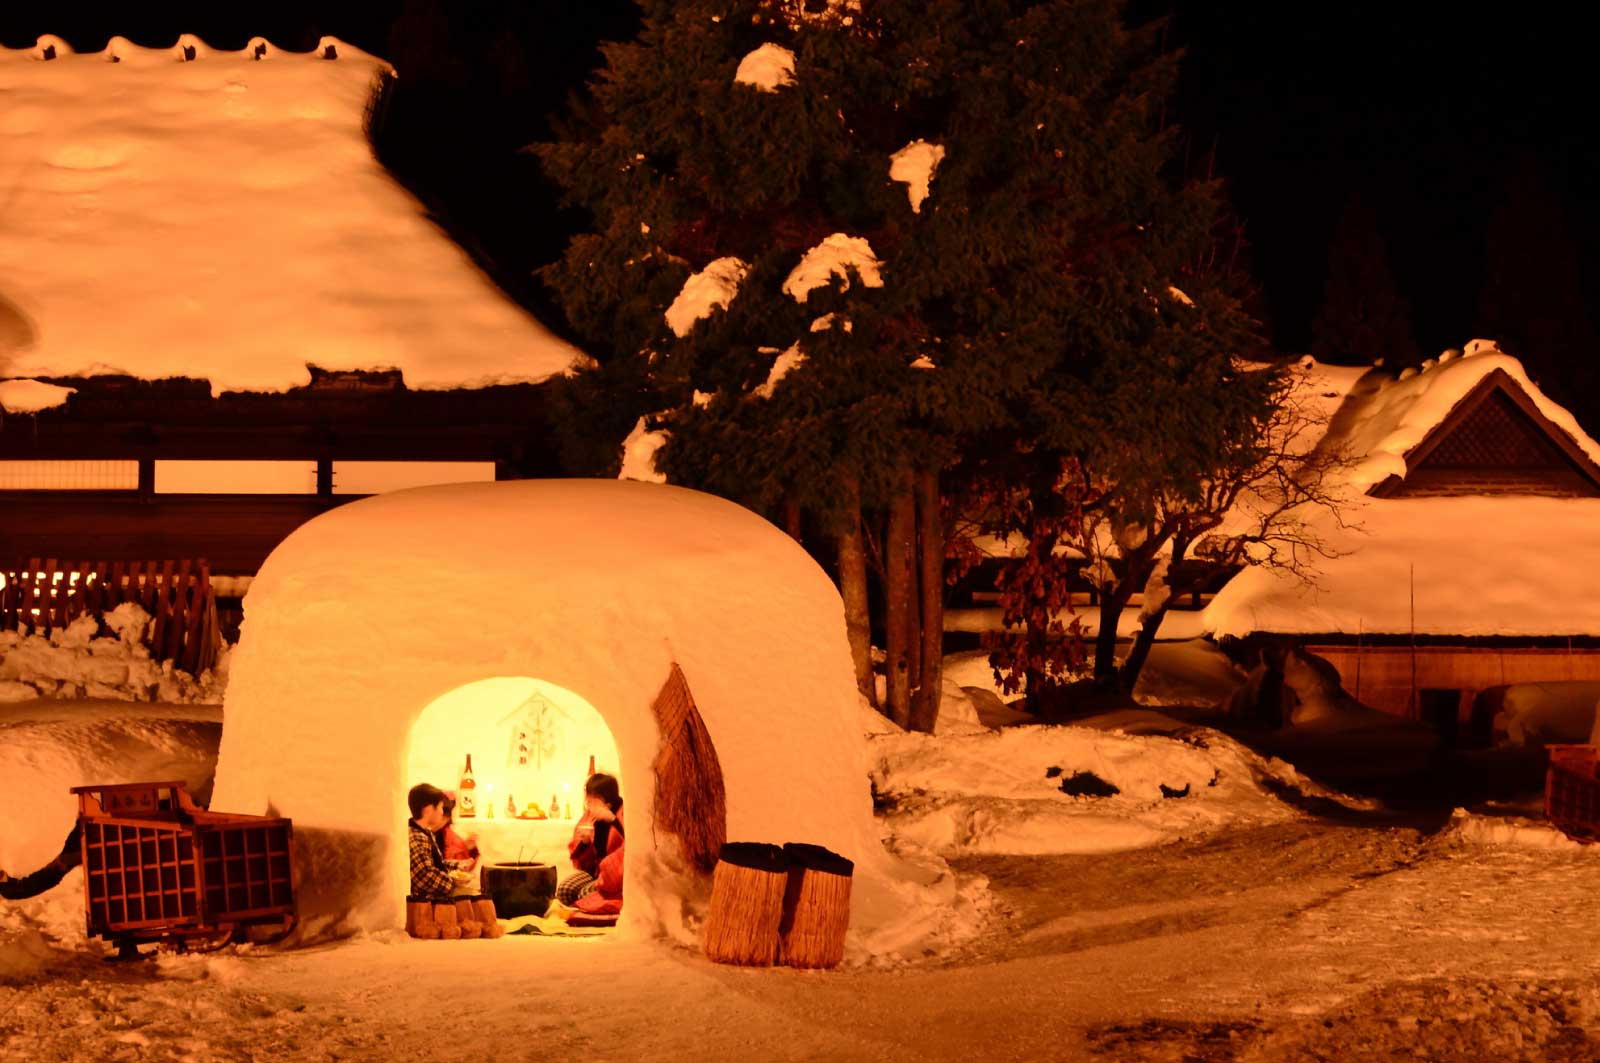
[{"left": 7, "top": 815, "right": 1600, "bottom": 1062}]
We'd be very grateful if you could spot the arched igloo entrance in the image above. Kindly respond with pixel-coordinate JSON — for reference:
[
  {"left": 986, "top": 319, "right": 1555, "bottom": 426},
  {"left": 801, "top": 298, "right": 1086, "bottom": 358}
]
[
  {"left": 211, "top": 481, "right": 904, "bottom": 950},
  {"left": 405, "top": 677, "right": 624, "bottom": 918}
]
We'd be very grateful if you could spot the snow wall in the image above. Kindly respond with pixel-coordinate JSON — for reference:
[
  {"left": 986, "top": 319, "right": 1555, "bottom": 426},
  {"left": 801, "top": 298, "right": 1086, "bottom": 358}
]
[{"left": 211, "top": 481, "right": 895, "bottom": 947}]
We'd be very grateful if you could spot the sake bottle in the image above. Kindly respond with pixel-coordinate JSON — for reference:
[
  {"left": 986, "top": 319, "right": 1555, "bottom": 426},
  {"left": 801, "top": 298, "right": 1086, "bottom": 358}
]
[{"left": 458, "top": 754, "right": 477, "bottom": 818}]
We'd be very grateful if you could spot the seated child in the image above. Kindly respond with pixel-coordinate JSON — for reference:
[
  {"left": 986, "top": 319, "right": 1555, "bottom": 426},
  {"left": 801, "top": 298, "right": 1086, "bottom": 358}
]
[
  {"left": 407, "top": 783, "right": 456, "bottom": 902},
  {"left": 434, "top": 793, "right": 481, "bottom": 897},
  {"left": 554, "top": 773, "right": 624, "bottom": 918}
]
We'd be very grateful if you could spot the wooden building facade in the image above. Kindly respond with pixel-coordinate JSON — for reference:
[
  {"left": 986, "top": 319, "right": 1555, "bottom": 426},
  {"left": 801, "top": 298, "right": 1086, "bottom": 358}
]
[{"left": 1207, "top": 348, "right": 1600, "bottom": 740}]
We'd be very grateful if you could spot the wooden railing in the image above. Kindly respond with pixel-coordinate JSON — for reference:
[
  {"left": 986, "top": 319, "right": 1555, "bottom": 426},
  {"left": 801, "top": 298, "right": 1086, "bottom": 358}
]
[{"left": 0, "top": 558, "right": 221, "bottom": 676}]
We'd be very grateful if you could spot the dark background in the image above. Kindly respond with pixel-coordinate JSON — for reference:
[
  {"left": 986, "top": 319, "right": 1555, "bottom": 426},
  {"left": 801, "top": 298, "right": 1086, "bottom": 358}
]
[{"left": 6, "top": 3, "right": 1596, "bottom": 400}]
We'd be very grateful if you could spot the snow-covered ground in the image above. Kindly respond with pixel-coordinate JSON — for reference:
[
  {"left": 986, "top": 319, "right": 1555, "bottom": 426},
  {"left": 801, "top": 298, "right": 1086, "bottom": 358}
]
[{"left": 7, "top": 685, "right": 1600, "bottom": 1060}]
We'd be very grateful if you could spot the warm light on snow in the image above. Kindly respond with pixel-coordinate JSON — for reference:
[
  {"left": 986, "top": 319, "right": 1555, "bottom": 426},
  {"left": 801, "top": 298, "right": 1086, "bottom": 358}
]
[
  {"left": 888, "top": 140, "right": 946, "bottom": 213},
  {"left": 782, "top": 233, "right": 884, "bottom": 303},
  {"left": 209, "top": 481, "right": 969, "bottom": 958},
  {"left": 733, "top": 43, "right": 796, "bottom": 92},
  {"left": 664, "top": 256, "right": 749, "bottom": 337},
  {"left": 0, "top": 37, "right": 587, "bottom": 394},
  {"left": 406, "top": 676, "right": 621, "bottom": 860},
  {"left": 0, "top": 379, "right": 74, "bottom": 414}
]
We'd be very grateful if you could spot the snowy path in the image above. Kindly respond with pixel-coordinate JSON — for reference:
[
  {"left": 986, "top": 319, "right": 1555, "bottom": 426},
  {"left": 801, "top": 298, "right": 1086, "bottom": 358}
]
[{"left": 8, "top": 818, "right": 1600, "bottom": 1062}]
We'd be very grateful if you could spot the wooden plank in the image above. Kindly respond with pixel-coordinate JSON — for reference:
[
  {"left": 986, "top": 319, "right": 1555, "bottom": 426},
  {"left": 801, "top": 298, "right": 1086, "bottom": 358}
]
[
  {"left": 108, "top": 560, "right": 125, "bottom": 610},
  {"left": 41, "top": 558, "right": 58, "bottom": 633},
  {"left": 73, "top": 560, "right": 91, "bottom": 627},
  {"left": 168, "top": 559, "right": 192, "bottom": 663}
]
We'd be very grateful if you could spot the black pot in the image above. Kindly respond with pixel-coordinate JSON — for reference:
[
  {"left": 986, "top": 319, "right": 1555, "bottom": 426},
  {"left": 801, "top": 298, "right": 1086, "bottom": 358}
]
[{"left": 481, "top": 861, "right": 558, "bottom": 919}]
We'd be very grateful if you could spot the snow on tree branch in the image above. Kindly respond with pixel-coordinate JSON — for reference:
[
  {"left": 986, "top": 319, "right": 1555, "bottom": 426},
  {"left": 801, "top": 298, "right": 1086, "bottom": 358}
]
[
  {"left": 781, "top": 234, "right": 883, "bottom": 303},
  {"left": 889, "top": 140, "right": 946, "bottom": 214},
  {"left": 734, "top": 44, "right": 797, "bottom": 92},
  {"left": 664, "top": 257, "right": 750, "bottom": 337}
]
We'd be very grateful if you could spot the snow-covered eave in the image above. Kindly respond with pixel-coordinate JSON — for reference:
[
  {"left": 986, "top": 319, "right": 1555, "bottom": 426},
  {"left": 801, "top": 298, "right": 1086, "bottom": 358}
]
[
  {"left": 0, "top": 33, "right": 392, "bottom": 70},
  {"left": 1288, "top": 344, "right": 1600, "bottom": 494}
]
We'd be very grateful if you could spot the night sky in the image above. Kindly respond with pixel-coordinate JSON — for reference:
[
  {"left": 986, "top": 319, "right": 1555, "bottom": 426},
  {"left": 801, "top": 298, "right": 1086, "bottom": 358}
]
[{"left": 5, "top": 2, "right": 1595, "bottom": 369}]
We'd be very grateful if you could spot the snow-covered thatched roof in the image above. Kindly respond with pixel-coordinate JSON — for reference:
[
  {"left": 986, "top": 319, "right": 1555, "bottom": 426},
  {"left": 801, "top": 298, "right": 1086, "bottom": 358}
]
[
  {"left": 0, "top": 35, "right": 587, "bottom": 397},
  {"left": 1205, "top": 340, "right": 1600, "bottom": 638}
]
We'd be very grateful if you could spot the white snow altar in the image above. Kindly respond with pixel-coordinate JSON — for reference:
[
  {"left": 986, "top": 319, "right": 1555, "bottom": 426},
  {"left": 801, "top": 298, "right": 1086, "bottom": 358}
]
[{"left": 212, "top": 481, "right": 970, "bottom": 957}]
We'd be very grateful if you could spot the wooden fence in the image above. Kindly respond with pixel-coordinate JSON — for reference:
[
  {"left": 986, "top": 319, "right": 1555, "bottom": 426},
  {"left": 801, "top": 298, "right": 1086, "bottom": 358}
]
[{"left": 0, "top": 558, "right": 221, "bottom": 676}]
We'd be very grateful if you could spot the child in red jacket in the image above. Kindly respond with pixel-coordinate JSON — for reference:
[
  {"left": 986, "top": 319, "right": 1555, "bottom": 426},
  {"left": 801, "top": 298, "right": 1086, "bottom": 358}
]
[{"left": 554, "top": 773, "right": 623, "bottom": 916}]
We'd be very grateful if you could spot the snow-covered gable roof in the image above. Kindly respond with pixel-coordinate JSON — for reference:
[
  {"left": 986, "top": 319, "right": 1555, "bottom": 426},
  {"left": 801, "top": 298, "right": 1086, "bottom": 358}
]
[
  {"left": 1205, "top": 341, "right": 1600, "bottom": 638},
  {"left": 0, "top": 35, "right": 587, "bottom": 395}
]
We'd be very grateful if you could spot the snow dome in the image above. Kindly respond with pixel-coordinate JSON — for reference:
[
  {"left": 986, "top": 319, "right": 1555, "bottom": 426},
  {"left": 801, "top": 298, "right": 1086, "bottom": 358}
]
[{"left": 211, "top": 480, "right": 915, "bottom": 949}]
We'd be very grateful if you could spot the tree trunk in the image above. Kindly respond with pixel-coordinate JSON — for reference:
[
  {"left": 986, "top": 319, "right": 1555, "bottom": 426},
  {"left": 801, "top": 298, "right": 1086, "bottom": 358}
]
[
  {"left": 835, "top": 477, "right": 877, "bottom": 709},
  {"left": 908, "top": 467, "right": 945, "bottom": 734},
  {"left": 884, "top": 472, "right": 917, "bottom": 729},
  {"left": 1119, "top": 545, "right": 1189, "bottom": 693},
  {"left": 1092, "top": 577, "right": 1135, "bottom": 688},
  {"left": 782, "top": 498, "right": 803, "bottom": 542}
]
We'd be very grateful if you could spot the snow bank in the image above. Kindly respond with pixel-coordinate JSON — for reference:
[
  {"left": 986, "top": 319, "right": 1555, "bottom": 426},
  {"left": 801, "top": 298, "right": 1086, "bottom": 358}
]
[
  {"left": 664, "top": 257, "right": 749, "bottom": 337},
  {"left": 0, "top": 605, "right": 227, "bottom": 704},
  {"left": 0, "top": 378, "right": 74, "bottom": 413},
  {"left": 212, "top": 481, "right": 955, "bottom": 960},
  {"left": 1439, "top": 808, "right": 1592, "bottom": 852},
  {"left": 1480, "top": 681, "right": 1600, "bottom": 746},
  {"left": 0, "top": 37, "right": 586, "bottom": 394},
  {"left": 733, "top": 44, "right": 796, "bottom": 92},
  {"left": 870, "top": 725, "right": 1313, "bottom": 858},
  {"left": 782, "top": 234, "right": 884, "bottom": 303},
  {"left": 888, "top": 140, "right": 945, "bottom": 213},
  {"left": 0, "top": 702, "right": 221, "bottom": 873}
]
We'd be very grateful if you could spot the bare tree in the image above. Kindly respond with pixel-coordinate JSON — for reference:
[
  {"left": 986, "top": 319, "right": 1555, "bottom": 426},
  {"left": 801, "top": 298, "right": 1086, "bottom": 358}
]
[{"left": 1074, "top": 377, "right": 1355, "bottom": 694}]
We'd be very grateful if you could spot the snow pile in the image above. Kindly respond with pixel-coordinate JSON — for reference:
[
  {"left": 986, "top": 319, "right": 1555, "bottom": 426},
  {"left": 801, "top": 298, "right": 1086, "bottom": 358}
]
[
  {"left": 870, "top": 724, "right": 1316, "bottom": 857},
  {"left": 617, "top": 417, "right": 668, "bottom": 483},
  {"left": 1484, "top": 681, "right": 1600, "bottom": 745},
  {"left": 0, "top": 37, "right": 586, "bottom": 394},
  {"left": 888, "top": 140, "right": 945, "bottom": 213},
  {"left": 664, "top": 257, "right": 749, "bottom": 337},
  {"left": 733, "top": 44, "right": 796, "bottom": 92},
  {"left": 0, "top": 605, "right": 228, "bottom": 704},
  {"left": 0, "top": 920, "right": 56, "bottom": 983},
  {"left": 0, "top": 704, "right": 220, "bottom": 873},
  {"left": 0, "top": 378, "right": 74, "bottom": 413},
  {"left": 782, "top": 234, "right": 884, "bottom": 303},
  {"left": 1205, "top": 344, "right": 1600, "bottom": 638},
  {"left": 1439, "top": 808, "right": 1591, "bottom": 852}
]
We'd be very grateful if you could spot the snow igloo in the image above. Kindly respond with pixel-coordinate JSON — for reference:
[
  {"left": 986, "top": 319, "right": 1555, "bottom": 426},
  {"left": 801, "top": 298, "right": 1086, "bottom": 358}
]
[{"left": 211, "top": 480, "right": 897, "bottom": 947}]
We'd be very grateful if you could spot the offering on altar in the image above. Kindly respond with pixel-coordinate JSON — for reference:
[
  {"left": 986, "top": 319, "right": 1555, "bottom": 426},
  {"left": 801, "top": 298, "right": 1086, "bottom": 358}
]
[{"left": 516, "top": 801, "right": 548, "bottom": 820}]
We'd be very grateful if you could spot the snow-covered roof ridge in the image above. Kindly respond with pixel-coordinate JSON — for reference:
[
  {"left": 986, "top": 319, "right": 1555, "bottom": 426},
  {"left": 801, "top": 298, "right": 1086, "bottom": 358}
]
[
  {"left": 0, "top": 35, "right": 586, "bottom": 395},
  {"left": 1291, "top": 341, "right": 1600, "bottom": 491},
  {"left": 1202, "top": 342, "right": 1600, "bottom": 639},
  {"left": 0, "top": 34, "right": 380, "bottom": 67}
]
